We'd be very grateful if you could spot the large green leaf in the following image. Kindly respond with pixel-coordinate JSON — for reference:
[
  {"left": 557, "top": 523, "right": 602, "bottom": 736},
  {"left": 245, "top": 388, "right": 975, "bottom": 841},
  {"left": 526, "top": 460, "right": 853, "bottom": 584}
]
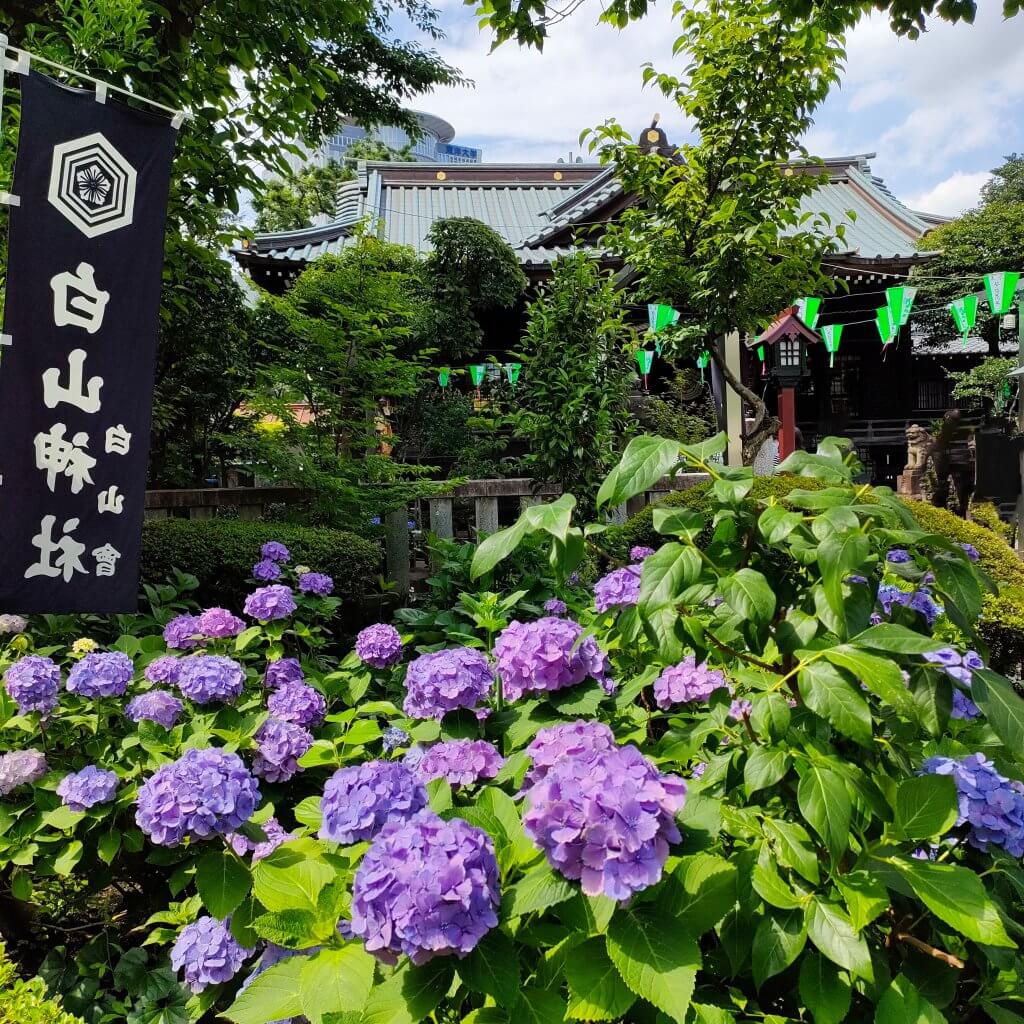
[
  {"left": 817, "top": 531, "right": 870, "bottom": 620},
  {"left": 720, "top": 568, "right": 776, "bottom": 626},
  {"left": 225, "top": 955, "right": 306, "bottom": 1024},
  {"left": 763, "top": 818, "right": 819, "bottom": 885},
  {"left": 752, "top": 846, "right": 802, "bottom": 910},
  {"left": 301, "top": 946, "right": 375, "bottom": 1023},
  {"left": 893, "top": 775, "right": 958, "bottom": 841},
  {"left": 458, "top": 930, "right": 520, "bottom": 1006},
  {"left": 798, "top": 952, "right": 851, "bottom": 1024},
  {"left": 744, "top": 747, "right": 792, "bottom": 796},
  {"left": 875, "top": 974, "right": 945, "bottom": 1024},
  {"left": 359, "top": 961, "right": 453, "bottom": 1024},
  {"left": 503, "top": 862, "right": 575, "bottom": 919},
  {"left": 565, "top": 937, "right": 637, "bottom": 1021},
  {"left": 893, "top": 857, "right": 1014, "bottom": 948},
  {"left": 663, "top": 853, "right": 738, "bottom": 935},
  {"left": 972, "top": 668, "right": 1024, "bottom": 753},
  {"left": 797, "top": 764, "right": 851, "bottom": 863},
  {"left": 471, "top": 518, "right": 530, "bottom": 579},
  {"left": 798, "top": 661, "right": 873, "bottom": 747},
  {"left": 516, "top": 988, "right": 567, "bottom": 1024},
  {"left": 597, "top": 435, "right": 681, "bottom": 509},
  {"left": 606, "top": 907, "right": 700, "bottom": 1024},
  {"left": 639, "top": 543, "right": 702, "bottom": 614},
  {"left": 822, "top": 645, "right": 919, "bottom": 721},
  {"left": 522, "top": 493, "right": 576, "bottom": 542},
  {"left": 932, "top": 555, "right": 982, "bottom": 627},
  {"left": 752, "top": 908, "right": 806, "bottom": 987},
  {"left": 653, "top": 506, "right": 705, "bottom": 540},
  {"left": 850, "top": 624, "right": 946, "bottom": 655},
  {"left": 253, "top": 847, "right": 335, "bottom": 914},
  {"left": 807, "top": 900, "right": 873, "bottom": 980},
  {"left": 195, "top": 850, "right": 252, "bottom": 919}
]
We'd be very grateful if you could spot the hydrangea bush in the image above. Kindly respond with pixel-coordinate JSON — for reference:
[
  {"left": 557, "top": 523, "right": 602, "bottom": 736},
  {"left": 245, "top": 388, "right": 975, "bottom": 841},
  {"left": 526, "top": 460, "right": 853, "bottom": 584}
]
[{"left": 2, "top": 438, "right": 1024, "bottom": 1024}]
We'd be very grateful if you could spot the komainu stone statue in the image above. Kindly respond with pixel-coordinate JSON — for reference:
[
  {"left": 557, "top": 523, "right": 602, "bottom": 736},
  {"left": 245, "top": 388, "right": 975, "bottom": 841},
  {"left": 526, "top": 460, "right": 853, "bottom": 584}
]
[{"left": 897, "top": 423, "right": 931, "bottom": 500}]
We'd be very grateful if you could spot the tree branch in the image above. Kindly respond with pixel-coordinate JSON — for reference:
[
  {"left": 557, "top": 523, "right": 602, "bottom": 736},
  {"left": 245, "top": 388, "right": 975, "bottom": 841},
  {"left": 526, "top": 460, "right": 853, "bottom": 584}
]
[{"left": 894, "top": 931, "right": 965, "bottom": 970}]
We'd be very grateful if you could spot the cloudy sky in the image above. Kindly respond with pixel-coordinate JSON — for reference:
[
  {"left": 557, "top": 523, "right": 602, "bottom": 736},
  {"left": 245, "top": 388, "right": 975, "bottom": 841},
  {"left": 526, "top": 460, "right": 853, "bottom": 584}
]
[{"left": 411, "top": 2, "right": 1024, "bottom": 216}]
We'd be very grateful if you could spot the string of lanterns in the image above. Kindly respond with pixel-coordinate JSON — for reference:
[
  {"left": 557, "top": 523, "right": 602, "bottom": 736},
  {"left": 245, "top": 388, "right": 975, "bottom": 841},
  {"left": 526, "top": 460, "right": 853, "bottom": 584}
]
[{"left": 438, "top": 363, "right": 522, "bottom": 390}]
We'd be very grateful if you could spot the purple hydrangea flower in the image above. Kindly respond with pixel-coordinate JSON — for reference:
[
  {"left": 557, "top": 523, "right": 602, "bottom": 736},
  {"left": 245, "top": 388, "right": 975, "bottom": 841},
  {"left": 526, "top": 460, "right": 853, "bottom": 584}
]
[
  {"left": 877, "top": 584, "right": 909, "bottom": 616},
  {"left": 197, "top": 607, "right": 246, "bottom": 639},
  {"left": 126, "top": 690, "right": 184, "bottom": 729},
  {"left": 267, "top": 679, "right": 326, "bottom": 729},
  {"left": 4, "top": 655, "right": 60, "bottom": 716},
  {"left": 729, "top": 698, "right": 753, "bottom": 720},
  {"left": 523, "top": 721, "right": 616, "bottom": 788},
  {"left": 171, "top": 916, "right": 251, "bottom": 993},
  {"left": 253, "top": 718, "right": 313, "bottom": 782},
  {"left": 414, "top": 740, "right": 504, "bottom": 788},
  {"left": 403, "top": 745, "right": 427, "bottom": 770},
  {"left": 543, "top": 598, "right": 567, "bottom": 616},
  {"left": 163, "top": 614, "right": 201, "bottom": 650},
  {"left": 923, "top": 648, "right": 983, "bottom": 686},
  {"left": 952, "top": 690, "right": 981, "bottom": 720},
  {"left": 228, "top": 816, "right": 295, "bottom": 862},
  {"left": 403, "top": 648, "right": 493, "bottom": 720},
  {"left": 923, "top": 753, "right": 1024, "bottom": 856},
  {"left": 382, "top": 726, "right": 409, "bottom": 753},
  {"left": 176, "top": 655, "right": 246, "bottom": 704},
  {"left": 493, "top": 617, "right": 611, "bottom": 702},
  {"left": 355, "top": 624, "right": 403, "bottom": 670},
  {"left": 135, "top": 748, "right": 260, "bottom": 846},
  {"left": 960, "top": 542, "right": 980, "bottom": 562},
  {"left": 594, "top": 566, "right": 642, "bottom": 613},
  {"left": 261, "top": 541, "right": 291, "bottom": 563},
  {"left": 630, "top": 546, "right": 656, "bottom": 561},
  {"left": 298, "top": 572, "right": 334, "bottom": 596},
  {"left": 0, "top": 749, "right": 47, "bottom": 796},
  {"left": 57, "top": 765, "right": 118, "bottom": 812},
  {"left": 67, "top": 652, "right": 133, "bottom": 698},
  {"left": 0, "top": 614, "right": 27, "bottom": 635},
  {"left": 877, "top": 584, "right": 940, "bottom": 627},
  {"left": 653, "top": 655, "right": 728, "bottom": 708},
  {"left": 908, "top": 588, "right": 941, "bottom": 627},
  {"left": 144, "top": 655, "right": 181, "bottom": 686},
  {"left": 846, "top": 574, "right": 869, "bottom": 585},
  {"left": 264, "top": 657, "right": 304, "bottom": 689},
  {"left": 252, "top": 559, "right": 282, "bottom": 582},
  {"left": 320, "top": 761, "right": 427, "bottom": 844},
  {"left": 351, "top": 811, "right": 499, "bottom": 965},
  {"left": 691, "top": 761, "right": 707, "bottom": 779},
  {"left": 886, "top": 548, "right": 912, "bottom": 564},
  {"left": 523, "top": 744, "right": 686, "bottom": 900},
  {"left": 244, "top": 585, "right": 296, "bottom": 621}
]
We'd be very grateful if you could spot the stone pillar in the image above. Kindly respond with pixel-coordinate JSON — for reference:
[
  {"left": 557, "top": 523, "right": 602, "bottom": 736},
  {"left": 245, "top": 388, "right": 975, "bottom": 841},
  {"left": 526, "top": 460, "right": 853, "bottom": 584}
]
[
  {"left": 474, "top": 497, "right": 500, "bottom": 537},
  {"left": 385, "top": 509, "right": 410, "bottom": 601},
  {"left": 428, "top": 497, "right": 454, "bottom": 540},
  {"left": 723, "top": 331, "right": 745, "bottom": 467}
]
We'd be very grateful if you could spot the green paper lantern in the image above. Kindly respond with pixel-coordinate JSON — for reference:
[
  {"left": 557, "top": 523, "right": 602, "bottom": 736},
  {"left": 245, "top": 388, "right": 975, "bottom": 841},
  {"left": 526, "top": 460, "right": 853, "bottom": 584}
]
[
  {"left": 756, "top": 344, "right": 765, "bottom": 363},
  {"left": 984, "top": 271, "right": 1021, "bottom": 316},
  {"left": 635, "top": 350, "right": 654, "bottom": 375},
  {"left": 875, "top": 306, "right": 897, "bottom": 347},
  {"left": 696, "top": 349, "right": 710, "bottom": 383},
  {"left": 819, "top": 324, "right": 843, "bottom": 369},
  {"left": 948, "top": 294, "right": 979, "bottom": 346},
  {"left": 886, "top": 285, "right": 916, "bottom": 327},
  {"left": 504, "top": 362, "right": 522, "bottom": 386},
  {"left": 438, "top": 369, "right": 450, "bottom": 388},
  {"left": 647, "top": 303, "right": 680, "bottom": 333},
  {"left": 468, "top": 364, "right": 486, "bottom": 387},
  {"left": 795, "top": 297, "right": 821, "bottom": 330}
]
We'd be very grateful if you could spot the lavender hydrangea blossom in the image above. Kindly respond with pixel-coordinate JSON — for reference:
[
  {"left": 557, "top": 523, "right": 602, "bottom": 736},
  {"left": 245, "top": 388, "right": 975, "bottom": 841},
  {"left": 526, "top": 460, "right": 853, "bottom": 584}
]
[
  {"left": 252, "top": 718, "right": 313, "bottom": 782},
  {"left": 923, "top": 647, "right": 984, "bottom": 686},
  {"left": 960, "top": 542, "right": 980, "bottom": 562},
  {"left": 57, "top": 765, "right": 118, "bottom": 812},
  {"left": 653, "top": 655, "right": 728, "bottom": 708},
  {"left": 0, "top": 749, "right": 47, "bottom": 796},
  {"left": 523, "top": 744, "right": 686, "bottom": 900},
  {"left": 403, "top": 647, "right": 493, "bottom": 719},
  {"left": 264, "top": 657, "right": 304, "bottom": 689},
  {"left": 267, "top": 679, "right": 326, "bottom": 729},
  {"left": 594, "top": 566, "right": 641, "bottom": 613},
  {"left": 197, "top": 607, "right": 246, "bottom": 639},
  {"left": 176, "top": 655, "right": 246, "bottom": 704},
  {"left": 923, "top": 753, "right": 1024, "bottom": 856},
  {"left": 244, "top": 585, "right": 296, "bottom": 621},
  {"left": 163, "top": 614, "right": 201, "bottom": 650},
  {"left": 252, "top": 559, "right": 282, "bottom": 582},
  {"left": 543, "top": 598, "right": 567, "bottom": 616},
  {"left": 320, "top": 761, "right": 427, "bottom": 844},
  {"left": 261, "top": 541, "right": 290, "bottom": 563},
  {"left": 355, "top": 624, "right": 403, "bottom": 669},
  {"left": 298, "top": 572, "right": 334, "bottom": 596},
  {"left": 171, "top": 916, "right": 251, "bottom": 993},
  {"left": 729, "top": 698, "right": 753, "bottom": 720},
  {"left": 0, "top": 614, "right": 27, "bottom": 635},
  {"left": 135, "top": 748, "right": 260, "bottom": 846},
  {"left": 144, "top": 655, "right": 181, "bottom": 686},
  {"left": 414, "top": 740, "right": 503, "bottom": 787},
  {"left": 493, "top": 617, "right": 611, "bottom": 702},
  {"left": 876, "top": 584, "right": 941, "bottom": 627},
  {"left": 4, "top": 655, "right": 60, "bottom": 716},
  {"left": 382, "top": 726, "right": 410, "bottom": 753},
  {"left": 952, "top": 690, "right": 981, "bottom": 720},
  {"left": 67, "top": 652, "right": 133, "bottom": 698},
  {"left": 886, "top": 548, "right": 912, "bottom": 563},
  {"left": 351, "top": 811, "right": 499, "bottom": 964},
  {"left": 126, "top": 690, "right": 184, "bottom": 729},
  {"left": 228, "top": 817, "right": 294, "bottom": 862},
  {"left": 630, "top": 546, "right": 656, "bottom": 561},
  {"left": 523, "top": 720, "right": 616, "bottom": 788}
]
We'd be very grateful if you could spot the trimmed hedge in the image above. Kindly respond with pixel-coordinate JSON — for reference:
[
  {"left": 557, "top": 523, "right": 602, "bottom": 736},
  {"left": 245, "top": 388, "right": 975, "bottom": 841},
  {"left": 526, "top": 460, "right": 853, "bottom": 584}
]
[
  {"left": 0, "top": 945, "right": 83, "bottom": 1024},
  {"left": 140, "top": 519, "right": 380, "bottom": 611}
]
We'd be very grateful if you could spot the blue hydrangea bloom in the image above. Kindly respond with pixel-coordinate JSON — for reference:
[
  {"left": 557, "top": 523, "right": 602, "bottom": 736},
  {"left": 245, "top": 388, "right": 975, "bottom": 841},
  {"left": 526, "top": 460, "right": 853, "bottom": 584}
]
[
  {"left": 171, "top": 916, "right": 251, "bottom": 993},
  {"left": 244, "top": 585, "right": 296, "bottom": 621},
  {"left": 144, "top": 655, "right": 181, "bottom": 686},
  {"left": 126, "top": 690, "right": 183, "bottom": 728},
  {"left": 355, "top": 624, "right": 403, "bottom": 669},
  {"left": 543, "top": 598, "right": 567, "bottom": 616},
  {"left": 653, "top": 655, "right": 727, "bottom": 708},
  {"left": 403, "top": 647, "right": 493, "bottom": 720},
  {"left": 4, "top": 655, "right": 60, "bottom": 716},
  {"left": 594, "top": 566, "right": 642, "bottom": 613},
  {"left": 320, "top": 761, "right": 427, "bottom": 845},
  {"left": 267, "top": 679, "right": 326, "bottom": 728},
  {"left": 67, "top": 652, "right": 133, "bottom": 698},
  {"left": 261, "top": 541, "right": 291, "bottom": 563},
  {"left": 253, "top": 718, "right": 313, "bottom": 782},
  {"left": 0, "top": 749, "right": 47, "bottom": 795},
  {"left": 252, "top": 559, "right": 282, "bottom": 582},
  {"left": 57, "top": 765, "right": 118, "bottom": 812},
  {"left": 414, "top": 740, "right": 503, "bottom": 788},
  {"left": 298, "top": 572, "right": 334, "bottom": 596},
  {"left": 176, "top": 654, "right": 245, "bottom": 704},
  {"left": 264, "top": 657, "right": 304, "bottom": 689},
  {"left": 163, "top": 614, "right": 201, "bottom": 650},
  {"left": 382, "top": 726, "right": 410, "bottom": 753},
  {"left": 886, "top": 548, "right": 912, "bottom": 563}
]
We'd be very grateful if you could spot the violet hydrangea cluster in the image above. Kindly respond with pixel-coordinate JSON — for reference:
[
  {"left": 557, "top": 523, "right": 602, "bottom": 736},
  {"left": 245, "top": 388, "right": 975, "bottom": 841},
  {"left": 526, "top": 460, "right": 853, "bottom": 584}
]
[
  {"left": 67, "top": 652, "right": 133, "bottom": 698},
  {"left": 176, "top": 654, "right": 245, "bottom": 704},
  {"left": 228, "top": 816, "right": 294, "bottom": 862},
  {"left": 126, "top": 690, "right": 184, "bottom": 729},
  {"left": 522, "top": 743, "right": 686, "bottom": 900},
  {"left": 876, "top": 584, "right": 940, "bottom": 627},
  {"left": 593, "top": 566, "right": 642, "bottom": 613},
  {"left": 4, "top": 655, "right": 60, "bottom": 716},
  {"left": 402, "top": 647, "right": 494, "bottom": 720},
  {"left": 355, "top": 623, "right": 403, "bottom": 669},
  {"left": 653, "top": 655, "right": 728, "bottom": 709},
  {"left": 414, "top": 740, "right": 503, "bottom": 787},
  {"left": 523, "top": 720, "right": 616, "bottom": 788},
  {"left": 0, "top": 614, "right": 27, "bottom": 635},
  {"left": 267, "top": 678, "right": 326, "bottom": 728},
  {"left": 163, "top": 614, "right": 201, "bottom": 650},
  {"left": 0, "top": 749, "right": 47, "bottom": 796},
  {"left": 886, "top": 548, "right": 912, "bottom": 564},
  {"left": 923, "top": 753, "right": 1024, "bottom": 857},
  {"left": 320, "top": 761, "right": 427, "bottom": 844},
  {"left": 57, "top": 765, "right": 118, "bottom": 812},
  {"left": 264, "top": 657, "right": 303, "bottom": 689},
  {"left": 171, "top": 916, "right": 251, "bottom": 993},
  {"left": 262, "top": 541, "right": 290, "bottom": 563},
  {"left": 382, "top": 726, "right": 410, "bottom": 753},
  {"left": 197, "top": 607, "right": 246, "bottom": 639},
  {"left": 493, "top": 617, "right": 611, "bottom": 702},
  {"left": 923, "top": 648, "right": 984, "bottom": 719},
  {"left": 960, "top": 542, "right": 980, "bottom": 562},
  {"left": 298, "top": 572, "right": 334, "bottom": 596},
  {"left": 145, "top": 655, "right": 181, "bottom": 686},
  {"left": 252, "top": 559, "right": 281, "bottom": 582},
  {"left": 252, "top": 718, "right": 313, "bottom": 783},
  {"left": 543, "top": 598, "right": 567, "bottom": 616},
  {"left": 351, "top": 811, "right": 500, "bottom": 965},
  {"left": 135, "top": 748, "right": 260, "bottom": 846},
  {"left": 630, "top": 545, "right": 656, "bottom": 561},
  {"left": 244, "top": 585, "right": 296, "bottom": 621}
]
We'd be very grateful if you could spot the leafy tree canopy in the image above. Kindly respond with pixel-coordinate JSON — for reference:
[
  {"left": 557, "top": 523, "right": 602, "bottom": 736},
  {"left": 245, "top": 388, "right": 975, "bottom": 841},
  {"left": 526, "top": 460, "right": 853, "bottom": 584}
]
[{"left": 253, "top": 160, "right": 354, "bottom": 233}]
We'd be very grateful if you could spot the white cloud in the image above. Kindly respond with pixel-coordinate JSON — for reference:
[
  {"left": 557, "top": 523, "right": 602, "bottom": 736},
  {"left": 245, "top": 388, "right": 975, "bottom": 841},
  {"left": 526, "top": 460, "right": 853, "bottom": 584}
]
[{"left": 907, "top": 170, "right": 992, "bottom": 216}]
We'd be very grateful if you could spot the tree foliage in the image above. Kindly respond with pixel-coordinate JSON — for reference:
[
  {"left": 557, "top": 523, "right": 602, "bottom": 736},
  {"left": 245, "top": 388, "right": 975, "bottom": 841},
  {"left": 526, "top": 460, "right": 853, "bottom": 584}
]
[{"left": 253, "top": 160, "right": 355, "bottom": 233}]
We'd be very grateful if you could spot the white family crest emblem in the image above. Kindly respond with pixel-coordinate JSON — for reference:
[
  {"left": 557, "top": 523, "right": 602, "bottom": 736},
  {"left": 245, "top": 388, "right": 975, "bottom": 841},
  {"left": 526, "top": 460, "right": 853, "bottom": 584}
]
[{"left": 48, "top": 132, "right": 137, "bottom": 238}]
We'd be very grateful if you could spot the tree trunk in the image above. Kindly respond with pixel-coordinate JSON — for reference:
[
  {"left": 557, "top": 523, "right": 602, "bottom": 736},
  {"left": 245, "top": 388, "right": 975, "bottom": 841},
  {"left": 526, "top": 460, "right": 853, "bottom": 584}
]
[{"left": 708, "top": 341, "right": 780, "bottom": 464}]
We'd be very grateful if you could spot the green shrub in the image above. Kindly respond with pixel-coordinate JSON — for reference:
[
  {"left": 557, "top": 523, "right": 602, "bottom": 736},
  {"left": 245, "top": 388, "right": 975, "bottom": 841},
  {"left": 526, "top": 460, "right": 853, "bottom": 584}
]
[
  {"left": 0, "top": 945, "right": 83, "bottom": 1024},
  {"left": 971, "top": 500, "right": 1014, "bottom": 543},
  {"left": 140, "top": 518, "right": 380, "bottom": 611}
]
